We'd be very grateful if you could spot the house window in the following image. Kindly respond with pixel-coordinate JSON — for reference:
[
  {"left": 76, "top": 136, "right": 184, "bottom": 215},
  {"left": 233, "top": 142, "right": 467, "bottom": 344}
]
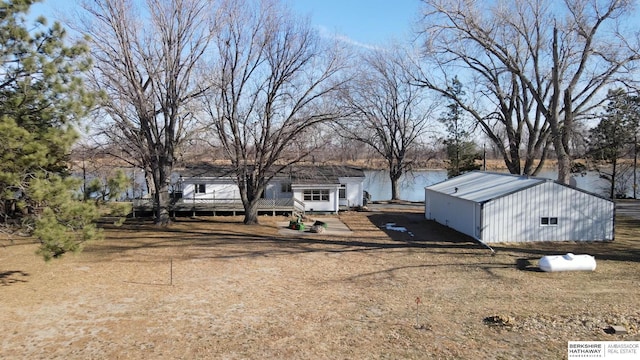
[
  {"left": 339, "top": 184, "right": 346, "bottom": 199},
  {"left": 303, "top": 189, "right": 330, "bottom": 201},
  {"left": 195, "top": 184, "right": 206, "bottom": 194},
  {"left": 281, "top": 182, "right": 292, "bottom": 193},
  {"left": 540, "top": 217, "right": 558, "bottom": 226}
]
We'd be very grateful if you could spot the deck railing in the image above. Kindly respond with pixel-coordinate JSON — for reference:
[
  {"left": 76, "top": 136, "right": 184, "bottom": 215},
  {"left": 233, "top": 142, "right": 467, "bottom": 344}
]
[
  {"left": 132, "top": 197, "right": 302, "bottom": 216},
  {"left": 292, "top": 198, "right": 305, "bottom": 217}
]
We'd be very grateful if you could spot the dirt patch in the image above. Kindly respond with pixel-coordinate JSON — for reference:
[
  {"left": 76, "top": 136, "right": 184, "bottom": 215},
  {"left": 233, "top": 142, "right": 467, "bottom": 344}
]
[{"left": 1, "top": 207, "right": 639, "bottom": 359}]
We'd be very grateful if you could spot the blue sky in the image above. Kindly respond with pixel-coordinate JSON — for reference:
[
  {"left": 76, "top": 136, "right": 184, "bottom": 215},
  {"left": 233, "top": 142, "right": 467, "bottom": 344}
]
[
  {"left": 286, "top": 0, "right": 422, "bottom": 47},
  {"left": 30, "top": 0, "right": 422, "bottom": 48}
]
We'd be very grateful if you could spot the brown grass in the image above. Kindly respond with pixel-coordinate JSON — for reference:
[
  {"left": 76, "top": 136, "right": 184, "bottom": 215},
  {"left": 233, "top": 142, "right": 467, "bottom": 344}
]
[{"left": 1, "top": 206, "right": 639, "bottom": 359}]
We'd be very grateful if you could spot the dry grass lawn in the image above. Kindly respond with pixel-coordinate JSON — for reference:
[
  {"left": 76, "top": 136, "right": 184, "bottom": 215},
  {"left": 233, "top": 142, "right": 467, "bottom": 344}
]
[{"left": 1, "top": 204, "right": 639, "bottom": 359}]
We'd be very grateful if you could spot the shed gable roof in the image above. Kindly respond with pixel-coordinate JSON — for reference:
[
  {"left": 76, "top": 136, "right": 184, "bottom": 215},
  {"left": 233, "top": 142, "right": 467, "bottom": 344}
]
[{"left": 425, "top": 171, "right": 548, "bottom": 203}]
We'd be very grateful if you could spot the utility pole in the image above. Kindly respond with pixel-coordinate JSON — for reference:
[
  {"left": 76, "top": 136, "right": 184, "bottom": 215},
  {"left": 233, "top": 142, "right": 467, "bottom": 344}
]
[
  {"left": 634, "top": 134, "right": 637, "bottom": 199},
  {"left": 483, "top": 144, "right": 486, "bottom": 171}
]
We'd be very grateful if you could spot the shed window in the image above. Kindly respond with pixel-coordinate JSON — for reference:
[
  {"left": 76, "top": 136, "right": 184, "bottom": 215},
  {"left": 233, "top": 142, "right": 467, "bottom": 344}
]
[
  {"left": 540, "top": 217, "right": 558, "bottom": 226},
  {"left": 281, "top": 182, "right": 292, "bottom": 193},
  {"left": 194, "top": 184, "right": 206, "bottom": 194},
  {"left": 339, "top": 184, "right": 346, "bottom": 199},
  {"left": 303, "top": 189, "right": 329, "bottom": 201}
]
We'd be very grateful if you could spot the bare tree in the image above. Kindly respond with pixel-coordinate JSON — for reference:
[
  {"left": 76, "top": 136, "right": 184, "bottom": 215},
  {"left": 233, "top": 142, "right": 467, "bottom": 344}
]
[
  {"left": 77, "top": 0, "right": 214, "bottom": 224},
  {"left": 418, "top": 0, "right": 640, "bottom": 183},
  {"left": 338, "top": 44, "right": 434, "bottom": 200},
  {"left": 416, "top": 55, "right": 553, "bottom": 176},
  {"left": 201, "top": 0, "right": 348, "bottom": 224}
]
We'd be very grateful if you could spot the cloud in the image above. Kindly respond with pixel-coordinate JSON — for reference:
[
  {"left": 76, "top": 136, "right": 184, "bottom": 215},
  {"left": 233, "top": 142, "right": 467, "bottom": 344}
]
[{"left": 316, "top": 25, "right": 380, "bottom": 51}]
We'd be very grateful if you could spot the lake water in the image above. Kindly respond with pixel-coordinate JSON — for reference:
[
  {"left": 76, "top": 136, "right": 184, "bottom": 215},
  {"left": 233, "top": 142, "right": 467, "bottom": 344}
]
[{"left": 363, "top": 169, "right": 617, "bottom": 202}]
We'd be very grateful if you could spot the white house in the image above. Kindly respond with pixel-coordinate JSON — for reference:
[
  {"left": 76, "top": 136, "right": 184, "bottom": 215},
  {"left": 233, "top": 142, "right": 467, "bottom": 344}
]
[
  {"left": 424, "top": 171, "right": 614, "bottom": 243},
  {"left": 176, "top": 164, "right": 365, "bottom": 214},
  {"left": 178, "top": 166, "right": 240, "bottom": 202},
  {"left": 286, "top": 166, "right": 366, "bottom": 213}
]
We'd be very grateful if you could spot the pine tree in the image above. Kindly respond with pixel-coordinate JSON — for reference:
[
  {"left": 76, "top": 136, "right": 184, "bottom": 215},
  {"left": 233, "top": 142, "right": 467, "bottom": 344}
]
[
  {"left": 0, "top": 0, "right": 99, "bottom": 260},
  {"left": 439, "top": 77, "right": 481, "bottom": 178},
  {"left": 85, "top": 169, "right": 130, "bottom": 204},
  {"left": 587, "top": 89, "right": 640, "bottom": 199}
]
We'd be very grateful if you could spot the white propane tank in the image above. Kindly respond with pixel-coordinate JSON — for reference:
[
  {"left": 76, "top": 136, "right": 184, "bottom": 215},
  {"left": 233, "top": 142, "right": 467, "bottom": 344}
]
[{"left": 538, "top": 253, "right": 596, "bottom": 272}]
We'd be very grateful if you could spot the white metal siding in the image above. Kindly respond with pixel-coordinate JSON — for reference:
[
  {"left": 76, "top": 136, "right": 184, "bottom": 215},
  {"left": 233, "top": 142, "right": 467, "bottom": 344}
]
[
  {"left": 425, "top": 189, "right": 480, "bottom": 238},
  {"left": 482, "top": 182, "right": 613, "bottom": 243}
]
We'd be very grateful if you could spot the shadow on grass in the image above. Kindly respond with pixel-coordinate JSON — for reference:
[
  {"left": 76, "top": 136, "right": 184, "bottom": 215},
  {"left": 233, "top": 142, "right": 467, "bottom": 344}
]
[
  {"left": 0, "top": 270, "right": 29, "bottom": 286},
  {"left": 86, "top": 212, "right": 523, "bottom": 283},
  {"left": 340, "top": 260, "right": 522, "bottom": 283},
  {"left": 516, "top": 258, "right": 544, "bottom": 272},
  {"left": 493, "top": 238, "right": 640, "bottom": 264},
  {"left": 85, "top": 212, "right": 491, "bottom": 262},
  {"left": 85, "top": 212, "right": 640, "bottom": 271}
]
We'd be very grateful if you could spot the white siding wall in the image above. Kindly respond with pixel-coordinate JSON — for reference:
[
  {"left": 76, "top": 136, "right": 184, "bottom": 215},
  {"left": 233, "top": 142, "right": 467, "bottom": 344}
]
[
  {"left": 339, "top": 177, "right": 364, "bottom": 207},
  {"left": 425, "top": 189, "right": 481, "bottom": 238},
  {"left": 482, "top": 182, "right": 614, "bottom": 243},
  {"left": 182, "top": 175, "right": 363, "bottom": 212},
  {"left": 264, "top": 180, "right": 291, "bottom": 199},
  {"left": 182, "top": 182, "right": 240, "bottom": 201},
  {"left": 264, "top": 182, "right": 277, "bottom": 199},
  {"left": 293, "top": 185, "right": 339, "bottom": 213}
]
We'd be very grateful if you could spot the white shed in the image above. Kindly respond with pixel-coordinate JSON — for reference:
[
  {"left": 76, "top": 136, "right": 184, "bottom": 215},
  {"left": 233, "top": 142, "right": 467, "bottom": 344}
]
[{"left": 424, "top": 171, "right": 614, "bottom": 243}]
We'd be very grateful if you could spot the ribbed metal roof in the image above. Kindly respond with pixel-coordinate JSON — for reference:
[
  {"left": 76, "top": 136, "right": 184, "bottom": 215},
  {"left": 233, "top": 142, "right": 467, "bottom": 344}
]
[
  {"left": 285, "top": 165, "right": 364, "bottom": 184},
  {"left": 425, "top": 171, "right": 548, "bottom": 203},
  {"left": 177, "top": 163, "right": 364, "bottom": 184}
]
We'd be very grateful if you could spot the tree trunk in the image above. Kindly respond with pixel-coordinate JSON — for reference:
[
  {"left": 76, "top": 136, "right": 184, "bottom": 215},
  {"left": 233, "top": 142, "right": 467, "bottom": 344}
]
[
  {"left": 507, "top": 145, "right": 521, "bottom": 174},
  {"left": 555, "top": 149, "right": 572, "bottom": 185},
  {"left": 152, "top": 161, "right": 172, "bottom": 226},
  {"left": 243, "top": 199, "right": 260, "bottom": 225},
  {"left": 634, "top": 137, "right": 637, "bottom": 199},
  {"left": 239, "top": 172, "right": 262, "bottom": 225},
  {"left": 550, "top": 26, "right": 572, "bottom": 185},
  {"left": 556, "top": 90, "right": 574, "bottom": 185},
  {"left": 145, "top": 168, "right": 155, "bottom": 197},
  {"left": 389, "top": 163, "right": 403, "bottom": 201},
  {"left": 549, "top": 109, "right": 572, "bottom": 184},
  {"left": 390, "top": 176, "right": 400, "bottom": 201},
  {"left": 610, "top": 158, "right": 617, "bottom": 200},
  {"left": 156, "top": 181, "right": 171, "bottom": 225}
]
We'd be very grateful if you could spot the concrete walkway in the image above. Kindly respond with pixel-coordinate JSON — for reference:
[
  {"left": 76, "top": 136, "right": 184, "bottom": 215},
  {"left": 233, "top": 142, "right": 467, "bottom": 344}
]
[{"left": 616, "top": 200, "right": 640, "bottom": 220}]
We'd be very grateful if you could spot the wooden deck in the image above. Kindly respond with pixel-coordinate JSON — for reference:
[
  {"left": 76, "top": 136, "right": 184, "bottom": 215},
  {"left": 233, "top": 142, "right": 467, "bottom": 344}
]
[{"left": 132, "top": 198, "right": 304, "bottom": 217}]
